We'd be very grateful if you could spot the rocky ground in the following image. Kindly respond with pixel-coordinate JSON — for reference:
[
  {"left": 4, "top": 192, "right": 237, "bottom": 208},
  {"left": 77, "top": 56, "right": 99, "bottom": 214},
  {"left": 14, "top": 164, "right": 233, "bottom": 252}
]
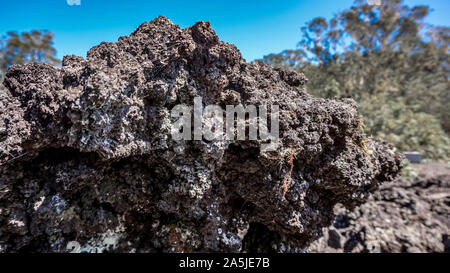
[{"left": 309, "top": 163, "right": 450, "bottom": 253}]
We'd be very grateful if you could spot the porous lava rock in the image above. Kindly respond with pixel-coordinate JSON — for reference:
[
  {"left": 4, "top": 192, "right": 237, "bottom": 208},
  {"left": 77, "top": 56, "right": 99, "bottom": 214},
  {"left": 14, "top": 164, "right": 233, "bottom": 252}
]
[{"left": 0, "top": 16, "right": 402, "bottom": 253}]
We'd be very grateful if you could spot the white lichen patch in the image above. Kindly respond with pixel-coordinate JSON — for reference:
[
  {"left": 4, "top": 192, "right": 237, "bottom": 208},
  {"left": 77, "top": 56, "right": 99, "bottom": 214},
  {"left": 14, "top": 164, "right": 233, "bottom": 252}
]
[
  {"left": 287, "top": 211, "right": 305, "bottom": 232},
  {"left": 220, "top": 232, "right": 241, "bottom": 248},
  {"left": 8, "top": 219, "right": 25, "bottom": 227},
  {"left": 70, "top": 224, "right": 125, "bottom": 253},
  {"left": 174, "top": 225, "right": 201, "bottom": 249},
  {"left": 33, "top": 196, "right": 46, "bottom": 211}
]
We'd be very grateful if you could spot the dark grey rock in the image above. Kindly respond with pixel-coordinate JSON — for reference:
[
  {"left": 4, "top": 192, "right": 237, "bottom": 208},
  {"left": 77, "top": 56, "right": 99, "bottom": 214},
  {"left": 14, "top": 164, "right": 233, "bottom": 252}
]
[
  {"left": 0, "top": 16, "right": 402, "bottom": 253},
  {"left": 327, "top": 229, "right": 342, "bottom": 249},
  {"left": 309, "top": 164, "right": 449, "bottom": 253}
]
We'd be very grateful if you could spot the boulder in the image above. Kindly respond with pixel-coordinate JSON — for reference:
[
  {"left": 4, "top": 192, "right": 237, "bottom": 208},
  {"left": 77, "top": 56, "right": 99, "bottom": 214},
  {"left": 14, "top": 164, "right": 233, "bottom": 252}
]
[{"left": 0, "top": 16, "right": 402, "bottom": 252}]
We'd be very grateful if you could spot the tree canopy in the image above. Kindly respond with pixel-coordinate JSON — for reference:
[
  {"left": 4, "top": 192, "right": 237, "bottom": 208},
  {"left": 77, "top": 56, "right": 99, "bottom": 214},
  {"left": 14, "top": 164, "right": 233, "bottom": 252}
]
[
  {"left": 0, "top": 30, "right": 60, "bottom": 83},
  {"left": 264, "top": 0, "right": 450, "bottom": 160}
]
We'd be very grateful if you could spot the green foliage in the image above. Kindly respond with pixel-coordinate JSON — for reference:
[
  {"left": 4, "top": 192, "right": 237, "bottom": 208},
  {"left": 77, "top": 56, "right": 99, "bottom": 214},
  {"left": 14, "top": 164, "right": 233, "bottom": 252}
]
[
  {"left": 400, "top": 159, "right": 418, "bottom": 179},
  {"left": 264, "top": 0, "right": 450, "bottom": 160},
  {"left": 0, "top": 30, "right": 60, "bottom": 85},
  {"left": 359, "top": 96, "right": 450, "bottom": 160}
]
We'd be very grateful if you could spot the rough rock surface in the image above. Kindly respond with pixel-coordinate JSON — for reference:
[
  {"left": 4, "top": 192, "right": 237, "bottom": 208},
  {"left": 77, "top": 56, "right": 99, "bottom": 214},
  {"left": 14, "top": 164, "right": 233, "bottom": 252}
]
[
  {"left": 0, "top": 16, "right": 402, "bottom": 253},
  {"left": 309, "top": 163, "right": 450, "bottom": 253}
]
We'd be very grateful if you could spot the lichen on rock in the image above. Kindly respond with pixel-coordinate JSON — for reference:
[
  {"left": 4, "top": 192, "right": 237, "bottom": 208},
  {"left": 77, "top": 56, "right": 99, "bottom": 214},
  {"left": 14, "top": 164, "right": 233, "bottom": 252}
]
[{"left": 0, "top": 16, "right": 402, "bottom": 253}]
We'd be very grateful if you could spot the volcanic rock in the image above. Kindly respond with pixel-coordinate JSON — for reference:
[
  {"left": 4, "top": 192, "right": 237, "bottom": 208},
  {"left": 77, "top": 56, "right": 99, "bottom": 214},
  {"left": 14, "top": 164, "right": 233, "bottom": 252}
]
[
  {"left": 309, "top": 163, "right": 449, "bottom": 253},
  {"left": 0, "top": 16, "right": 402, "bottom": 253}
]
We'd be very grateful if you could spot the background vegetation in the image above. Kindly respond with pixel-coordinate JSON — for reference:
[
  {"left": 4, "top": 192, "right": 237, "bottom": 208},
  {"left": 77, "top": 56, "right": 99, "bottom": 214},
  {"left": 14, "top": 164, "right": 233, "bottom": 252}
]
[
  {"left": 264, "top": 0, "right": 449, "bottom": 160},
  {"left": 0, "top": 30, "right": 60, "bottom": 84}
]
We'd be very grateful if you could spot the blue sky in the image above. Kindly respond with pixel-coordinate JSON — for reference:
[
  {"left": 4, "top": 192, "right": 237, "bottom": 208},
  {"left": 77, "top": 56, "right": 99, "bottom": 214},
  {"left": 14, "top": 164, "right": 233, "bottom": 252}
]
[{"left": 0, "top": 0, "right": 449, "bottom": 61}]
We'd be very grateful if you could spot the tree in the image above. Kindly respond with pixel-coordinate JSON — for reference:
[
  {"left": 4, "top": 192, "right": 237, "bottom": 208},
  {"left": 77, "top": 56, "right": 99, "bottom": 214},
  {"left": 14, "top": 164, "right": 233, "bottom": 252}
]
[
  {"left": 264, "top": 0, "right": 450, "bottom": 160},
  {"left": 0, "top": 30, "right": 60, "bottom": 84}
]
